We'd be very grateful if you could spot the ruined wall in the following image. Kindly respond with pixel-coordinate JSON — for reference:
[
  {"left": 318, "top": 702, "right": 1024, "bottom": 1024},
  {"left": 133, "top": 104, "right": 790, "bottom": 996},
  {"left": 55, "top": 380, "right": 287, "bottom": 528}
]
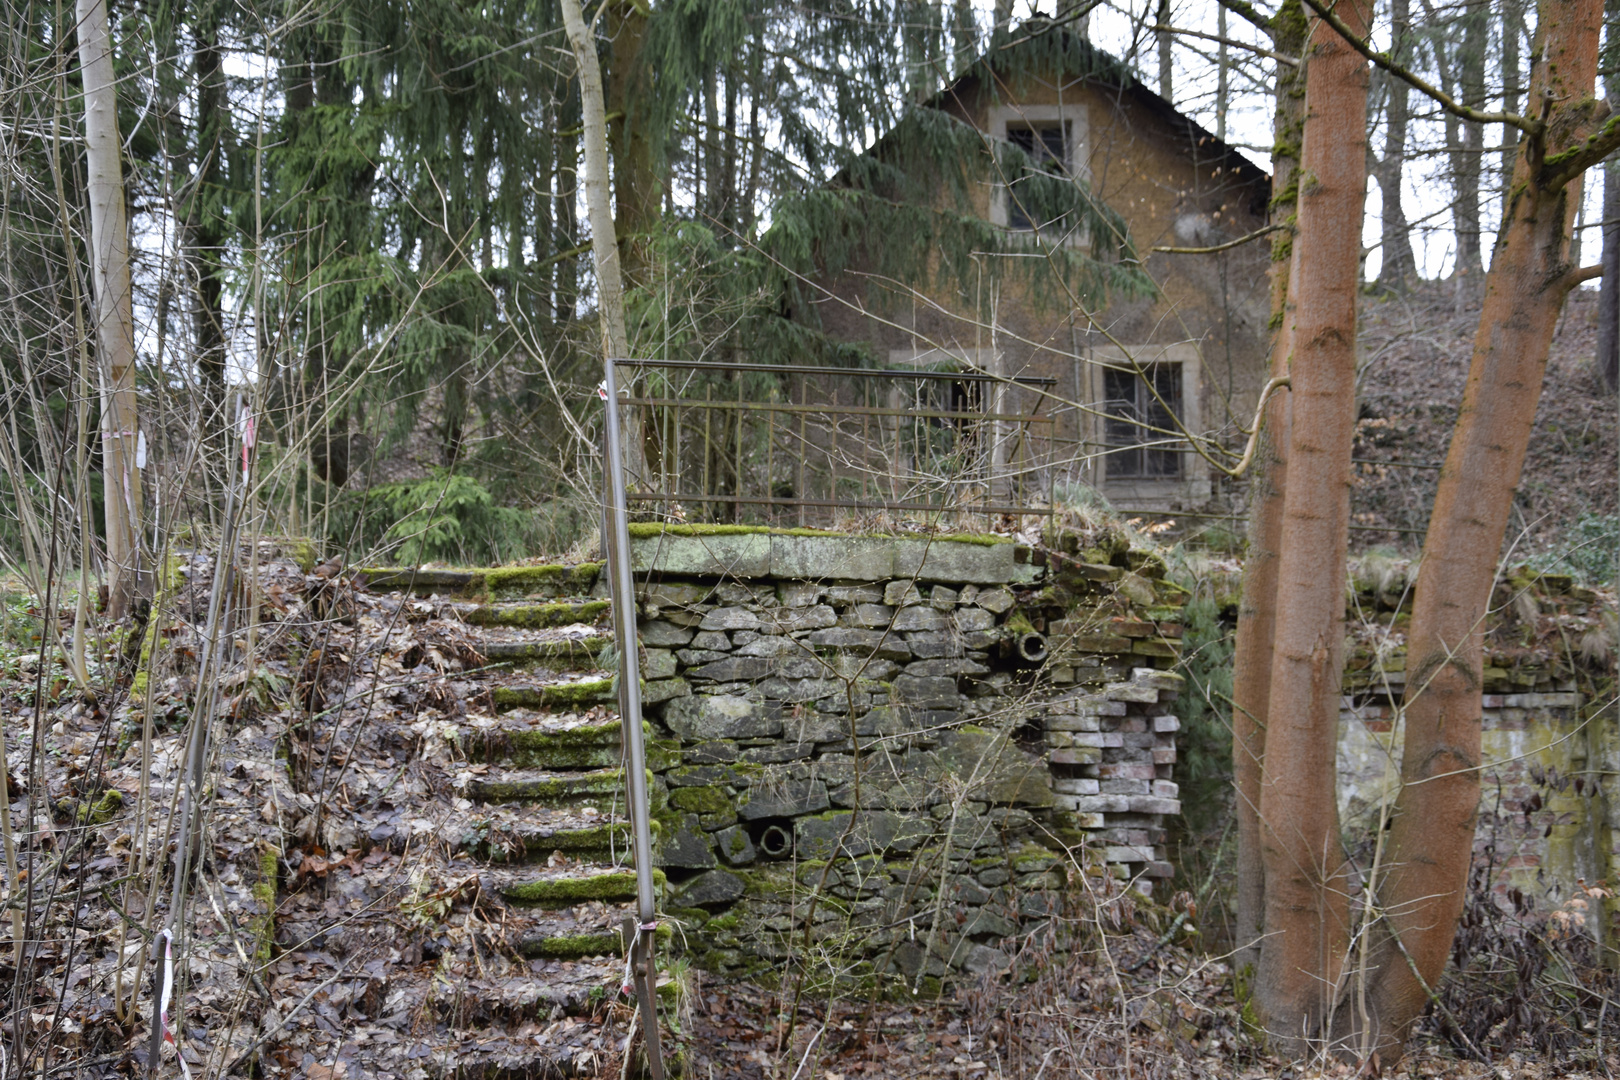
[
  {"left": 623, "top": 526, "right": 1187, "bottom": 982},
  {"left": 1334, "top": 567, "right": 1615, "bottom": 905}
]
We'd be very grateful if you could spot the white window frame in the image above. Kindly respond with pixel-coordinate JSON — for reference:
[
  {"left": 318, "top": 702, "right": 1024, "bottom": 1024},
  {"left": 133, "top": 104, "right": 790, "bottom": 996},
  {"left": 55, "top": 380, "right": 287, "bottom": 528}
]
[{"left": 987, "top": 104, "right": 1091, "bottom": 244}]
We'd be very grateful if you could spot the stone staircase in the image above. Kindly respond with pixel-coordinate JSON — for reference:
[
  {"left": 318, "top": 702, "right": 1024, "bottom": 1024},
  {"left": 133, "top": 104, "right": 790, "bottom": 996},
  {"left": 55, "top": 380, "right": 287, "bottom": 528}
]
[{"left": 355, "top": 566, "right": 674, "bottom": 1077}]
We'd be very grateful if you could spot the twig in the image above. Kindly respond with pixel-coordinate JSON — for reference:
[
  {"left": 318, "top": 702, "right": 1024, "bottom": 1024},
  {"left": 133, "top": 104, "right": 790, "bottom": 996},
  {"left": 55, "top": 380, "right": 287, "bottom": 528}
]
[{"left": 1152, "top": 222, "right": 1284, "bottom": 255}]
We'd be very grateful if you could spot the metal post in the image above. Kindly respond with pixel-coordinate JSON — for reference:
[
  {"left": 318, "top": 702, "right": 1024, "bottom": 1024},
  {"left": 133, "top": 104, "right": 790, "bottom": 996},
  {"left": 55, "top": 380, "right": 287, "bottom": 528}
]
[{"left": 600, "top": 359, "right": 666, "bottom": 1080}]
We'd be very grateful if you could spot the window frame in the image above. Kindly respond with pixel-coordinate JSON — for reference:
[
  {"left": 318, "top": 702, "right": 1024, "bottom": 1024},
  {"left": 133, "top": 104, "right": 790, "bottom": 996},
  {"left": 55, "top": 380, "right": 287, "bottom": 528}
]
[
  {"left": 1084, "top": 344, "right": 1210, "bottom": 507},
  {"left": 987, "top": 104, "right": 1091, "bottom": 243}
]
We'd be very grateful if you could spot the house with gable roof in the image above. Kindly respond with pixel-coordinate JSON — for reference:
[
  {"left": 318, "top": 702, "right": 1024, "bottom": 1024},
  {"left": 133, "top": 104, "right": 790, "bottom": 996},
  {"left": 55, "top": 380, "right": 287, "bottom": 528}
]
[{"left": 803, "top": 18, "right": 1274, "bottom": 515}]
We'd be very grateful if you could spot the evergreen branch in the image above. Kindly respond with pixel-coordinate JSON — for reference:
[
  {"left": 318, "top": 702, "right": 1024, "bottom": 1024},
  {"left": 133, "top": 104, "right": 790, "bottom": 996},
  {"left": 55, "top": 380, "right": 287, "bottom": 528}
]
[
  {"left": 1151, "top": 24, "right": 1298, "bottom": 67},
  {"left": 1298, "top": 0, "right": 1540, "bottom": 136},
  {"left": 1153, "top": 222, "right": 1284, "bottom": 255}
]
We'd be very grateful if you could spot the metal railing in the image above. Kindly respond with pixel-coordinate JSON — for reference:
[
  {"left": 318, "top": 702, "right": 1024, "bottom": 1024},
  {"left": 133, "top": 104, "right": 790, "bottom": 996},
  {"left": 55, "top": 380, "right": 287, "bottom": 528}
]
[{"left": 618, "top": 358, "right": 1057, "bottom": 527}]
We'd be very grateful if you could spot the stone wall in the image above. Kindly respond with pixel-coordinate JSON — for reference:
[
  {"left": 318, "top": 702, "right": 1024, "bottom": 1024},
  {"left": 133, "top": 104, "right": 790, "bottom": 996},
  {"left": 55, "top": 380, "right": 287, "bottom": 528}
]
[
  {"left": 625, "top": 526, "right": 1187, "bottom": 982},
  {"left": 1334, "top": 567, "right": 1615, "bottom": 906}
]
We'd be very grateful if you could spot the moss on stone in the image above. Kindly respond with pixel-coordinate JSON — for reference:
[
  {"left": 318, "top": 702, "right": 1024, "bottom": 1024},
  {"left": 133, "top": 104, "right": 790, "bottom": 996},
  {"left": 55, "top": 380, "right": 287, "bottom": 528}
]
[
  {"left": 932, "top": 533, "right": 1014, "bottom": 547},
  {"left": 483, "top": 719, "right": 632, "bottom": 769},
  {"left": 520, "top": 932, "right": 622, "bottom": 959},
  {"left": 668, "top": 785, "right": 734, "bottom": 815},
  {"left": 472, "top": 768, "right": 622, "bottom": 804},
  {"left": 491, "top": 678, "right": 615, "bottom": 712},
  {"left": 502, "top": 868, "right": 666, "bottom": 905},
  {"left": 466, "top": 601, "right": 610, "bottom": 629},
  {"left": 484, "top": 563, "right": 604, "bottom": 599}
]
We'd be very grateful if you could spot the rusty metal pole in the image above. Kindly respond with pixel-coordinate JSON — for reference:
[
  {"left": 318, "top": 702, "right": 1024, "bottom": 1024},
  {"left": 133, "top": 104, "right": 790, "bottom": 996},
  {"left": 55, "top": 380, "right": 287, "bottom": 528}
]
[{"left": 600, "top": 358, "right": 665, "bottom": 1080}]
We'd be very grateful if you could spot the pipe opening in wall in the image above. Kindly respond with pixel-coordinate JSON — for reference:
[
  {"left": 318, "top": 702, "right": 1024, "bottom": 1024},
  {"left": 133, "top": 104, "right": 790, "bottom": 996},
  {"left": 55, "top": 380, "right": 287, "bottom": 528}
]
[
  {"left": 1017, "top": 632, "right": 1049, "bottom": 663},
  {"left": 758, "top": 823, "right": 794, "bottom": 859}
]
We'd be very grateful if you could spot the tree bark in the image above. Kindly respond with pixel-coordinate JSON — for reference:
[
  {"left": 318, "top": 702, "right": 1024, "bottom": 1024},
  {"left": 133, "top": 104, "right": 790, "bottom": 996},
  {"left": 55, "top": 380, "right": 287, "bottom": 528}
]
[
  {"left": 605, "top": 1, "right": 659, "bottom": 289},
  {"left": 1252, "top": 0, "right": 1370, "bottom": 1053},
  {"left": 190, "top": 0, "right": 229, "bottom": 460},
  {"left": 1231, "top": 0, "right": 1306, "bottom": 985},
  {"left": 76, "top": 0, "right": 144, "bottom": 617},
  {"left": 1157, "top": 0, "right": 1173, "bottom": 101},
  {"left": 1376, "top": 0, "right": 1417, "bottom": 290},
  {"left": 1598, "top": 0, "right": 1620, "bottom": 392},
  {"left": 1341, "top": 0, "right": 1608, "bottom": 1057},
  {"left": 1455, "top": 0, "right": 1488, "bottom": 276}
]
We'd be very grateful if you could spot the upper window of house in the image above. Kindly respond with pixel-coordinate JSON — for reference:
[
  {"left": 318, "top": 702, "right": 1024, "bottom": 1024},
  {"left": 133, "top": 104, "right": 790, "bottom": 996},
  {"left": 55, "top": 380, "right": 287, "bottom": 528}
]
[
  {"left": 1103, "top": 363, "right": 1183, "bottom": 479},
  {"left": 1005, "top": 121, "right": 1069, "bottom": 231}
]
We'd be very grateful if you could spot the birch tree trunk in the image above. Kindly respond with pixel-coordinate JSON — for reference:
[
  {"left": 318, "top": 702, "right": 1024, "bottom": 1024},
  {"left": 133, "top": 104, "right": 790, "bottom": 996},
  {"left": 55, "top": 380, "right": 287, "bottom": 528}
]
[
  {"left": 1252, "top": 0, "right": 1370, "bottom": 1052},
  {"left": 76, "top": 0, "right": 144, "bottom": 617},
  {"left": 562, "top": 0, "right": 629, "bottom": 362},
  {"left": 1339, "top": 0, "right": 1611, "bottom": 1056}
]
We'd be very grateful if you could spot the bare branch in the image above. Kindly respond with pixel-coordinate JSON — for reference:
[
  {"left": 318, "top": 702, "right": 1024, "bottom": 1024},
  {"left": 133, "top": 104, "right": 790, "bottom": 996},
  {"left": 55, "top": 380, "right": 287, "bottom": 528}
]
[
  {"left": 1152, "top": 24, "right": 1299, "bottom": 67},
  {"left": 1299, "top": 0, "right": 1541, "bottom": 136},
  {"left": 1153, "top": 222, "right": 1285, "bottom": 255},
  {"left": 1216, "top": 0, "right": 1276, "bottom": 37}
]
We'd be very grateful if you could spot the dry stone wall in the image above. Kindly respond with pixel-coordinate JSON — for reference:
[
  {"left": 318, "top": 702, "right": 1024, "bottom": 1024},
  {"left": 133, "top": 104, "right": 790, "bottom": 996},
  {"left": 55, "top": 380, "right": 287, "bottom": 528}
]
[
  {"left": 1334, "top": 567, "right": 1615, "bottom": 907},
  {"left": 624, "top": 527, "right": 1187, "bottom": 982}
]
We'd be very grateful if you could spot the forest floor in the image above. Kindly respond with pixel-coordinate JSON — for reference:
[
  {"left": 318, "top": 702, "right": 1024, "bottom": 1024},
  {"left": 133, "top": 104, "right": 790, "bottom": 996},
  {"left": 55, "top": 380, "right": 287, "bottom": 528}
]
[
  {"left": 2, "top": 546, "right": 1617, "bottom": 1079},
  {"left": 1347, "top": 281, "right": 1617, "bottom": 565}
]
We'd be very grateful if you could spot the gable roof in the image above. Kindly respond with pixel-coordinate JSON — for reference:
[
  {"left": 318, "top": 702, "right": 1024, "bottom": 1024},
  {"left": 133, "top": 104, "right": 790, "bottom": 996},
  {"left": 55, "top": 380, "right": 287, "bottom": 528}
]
[{"left": 930, "top": 17, "right": 1270, "bottom": 191}]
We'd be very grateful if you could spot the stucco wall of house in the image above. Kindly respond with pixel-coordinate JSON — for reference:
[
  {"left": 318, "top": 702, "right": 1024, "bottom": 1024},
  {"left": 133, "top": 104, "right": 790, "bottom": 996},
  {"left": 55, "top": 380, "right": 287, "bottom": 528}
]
[{"left": 807, "top": 66, "right": 1272, "bottom": 512}]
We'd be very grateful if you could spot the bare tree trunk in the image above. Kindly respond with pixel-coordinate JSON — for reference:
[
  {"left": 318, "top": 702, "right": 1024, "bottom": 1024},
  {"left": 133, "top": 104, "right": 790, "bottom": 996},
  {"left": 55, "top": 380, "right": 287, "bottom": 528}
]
[
  {"left": 1456, "top": 0, "right": 1488, "bottom": 276},
  {"left": 1340, "top": 0, "right": 1608, "bottom": 1057},
  {"left": 189, "top": 0, "right": 228, "bottom": 466},
  {"left": 1231, "top": 0, "right": 1306, "bottom": 985},
  {"left": 1217, "top": 4, "right": 1229, "bottom": 140},
  {"left": 1252, "top": 0, "right": 1369, "bottom": 1053},
  {"left": 1598, "top": 0, "right": 1620, "bottom": 392},
  {"left": 1157, "top": 0, "right": 1173, "bottom": 101},
  {"left": 76, "top": 0, "right": 144, "bottom": 617},
  {"left": 1376, "top": 0, "right": 1418, "bottom": 290}
]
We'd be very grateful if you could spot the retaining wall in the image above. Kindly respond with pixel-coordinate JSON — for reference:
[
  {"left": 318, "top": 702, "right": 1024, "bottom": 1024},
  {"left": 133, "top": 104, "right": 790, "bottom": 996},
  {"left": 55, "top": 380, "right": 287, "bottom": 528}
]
[{"left": 625, "top": 527, "right": 1187, "bottom": 981}]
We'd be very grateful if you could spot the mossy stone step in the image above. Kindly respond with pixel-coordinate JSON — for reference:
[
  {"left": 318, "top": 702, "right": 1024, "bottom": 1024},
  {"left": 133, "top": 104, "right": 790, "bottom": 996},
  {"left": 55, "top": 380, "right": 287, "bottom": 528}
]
[
  {"left": 465, "top": 600, "right": 610, "bottom": 630},
  {"left": 481, "top": 637, "right": 610, "bottom": 671},
  {"left": 500, "top": 867, "right": 667, "bottom": 906},
  {"left": 459, "top": 815, "right": 635, "bottom": 863},
  {"left": 470, "top": 767, "right": 626, "bottom": 807},
  {"left": 491, "top": 677, "right": 616, "bottom": 712},
  {"left": 358, "top": 562, "right": 604, "bottom": 600},
  {"left": 457, "top": 719, "right": 681, "bottom": 771},
  {"left": 515, "top": 920, "right": 675, "bottom": 960}
]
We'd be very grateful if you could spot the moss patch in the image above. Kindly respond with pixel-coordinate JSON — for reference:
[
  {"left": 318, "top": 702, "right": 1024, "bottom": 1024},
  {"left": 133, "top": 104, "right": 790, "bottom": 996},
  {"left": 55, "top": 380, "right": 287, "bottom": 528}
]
[
  {"left": 485, "top": 563, "right": 604, "bottom": 600},
  {"left": 492, "top": 678, "right": 615, "bottom": 712},
  {"left": 250, "top": 845, "right": 280, "bottom": 963},
  {"left": 518, "top": 932, "right": 622, "bottom": 959},
  {"left": 502, "top": 868, "right": 666, "bottom": 905},
  {"left": 470, "top": 769, "right": 623, "bottom": 804},
  {"left": 668, "top": 785, "right": 734, "bottom": 815},
  {"left": 466, "top": 601, "right": 610, "bottom": 630}
]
